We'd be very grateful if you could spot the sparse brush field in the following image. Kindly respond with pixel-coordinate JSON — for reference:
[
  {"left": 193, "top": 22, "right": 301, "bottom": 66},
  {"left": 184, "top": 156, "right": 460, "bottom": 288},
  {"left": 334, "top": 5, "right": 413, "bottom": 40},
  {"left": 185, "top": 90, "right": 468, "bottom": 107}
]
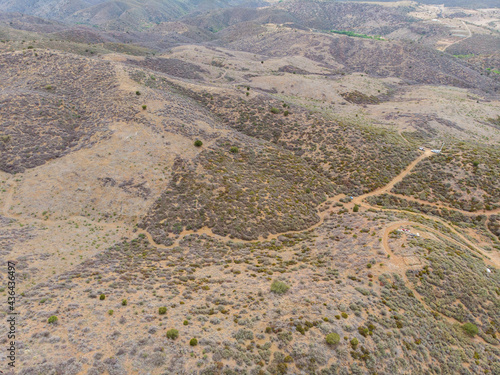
[
  {"left": 16, "top": 209, "right": 500, "bottom": 374},
  {"left": 366, "top": 193, "right": 486, "bottom": 228},
  {"left": 151, "top": 81, "right": 421, "bottom": 196},
  {"left": 392, "top": 143, "right": 500, "bottom": 212}
]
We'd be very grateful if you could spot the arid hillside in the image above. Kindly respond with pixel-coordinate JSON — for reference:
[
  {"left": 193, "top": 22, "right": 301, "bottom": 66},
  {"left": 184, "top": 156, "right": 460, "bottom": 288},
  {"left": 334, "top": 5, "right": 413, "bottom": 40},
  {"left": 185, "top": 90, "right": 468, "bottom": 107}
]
[{"left": 0, "top": 1, "right": 499, "bottom": 375}]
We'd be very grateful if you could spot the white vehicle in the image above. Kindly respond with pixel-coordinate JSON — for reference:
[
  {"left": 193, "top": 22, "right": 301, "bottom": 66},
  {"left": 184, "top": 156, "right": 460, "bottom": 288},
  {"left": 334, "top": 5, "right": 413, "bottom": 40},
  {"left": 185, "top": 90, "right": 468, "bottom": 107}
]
[{"left": 419, "top": 147, "right": 425, "bottom": 151}]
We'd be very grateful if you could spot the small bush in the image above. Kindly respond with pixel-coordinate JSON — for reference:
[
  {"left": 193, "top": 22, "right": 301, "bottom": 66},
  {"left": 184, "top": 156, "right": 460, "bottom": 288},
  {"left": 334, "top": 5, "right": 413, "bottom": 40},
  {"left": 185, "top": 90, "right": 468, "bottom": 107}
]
[
  {"left": 122, "top": 299, "right": 127, "bottom": 306},
  {"left": 136, "top": 91, "right": 141, "bottom": 95},
  {"left": 183, "top": 320, "right": 189, "bottom": 326},
  {"left": 270, "top": 107, "right": 280, "bottom": 114},
  {"left": 99, "top": 294, "right": 105, "bottom": 300},
  {"left": 190, "top": 338, "right": 198, "bottom": 346},
  {"left": 194, "top": 140, "right": 203, "bottom": 147},
  {"left": 462, "top": 323, "right": 479, "bottom": 337},
  {"left": 48, "top": 316, "right": 58, "bottom": 324},
  {"left": 284, "top": 110, "right": 289, "bottom": 116},
  {"left": 230, "top": 146, "right": 239, "bottom": 153},
  {"left": 166, "top": 329, "right": 179, "bottom": 340},
  {"left": 326, "top": 333, "right": 340, "bottom": 346},
  {"left": 353, "top": 205, "right": 360, "bottom": 212},
  {"left": 350, "top": 337, "right": 359, "bottom": 348},
  {"left": 108, "top": 310, "right": 114, "bottom": 316},
  {"left": 142, "top": 105, "right": 147, "bottom": 110},
  {"left": 159, "top": 307, "right": 167, "bottom": 315},
  {"left": 271, "top": 280, "right": 290, "bottom": 294},
  {"left": 341, "top": 312, "right": 348, "bottom": 319}
]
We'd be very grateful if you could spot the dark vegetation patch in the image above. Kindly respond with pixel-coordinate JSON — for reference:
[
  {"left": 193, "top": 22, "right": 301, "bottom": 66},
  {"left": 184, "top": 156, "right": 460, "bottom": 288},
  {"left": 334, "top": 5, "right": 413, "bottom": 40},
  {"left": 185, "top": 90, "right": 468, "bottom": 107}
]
[
  {"left": 277, "top": 65, "right": 311, "bottom": 75},
  {"left": 341, "top": 90, "right": 380, "bottom": 104},
  {"left": 141, "top": 140, "right": 334, "bottom": 242},
  {"left": 488, "top": 215, "right": 500, "bottom": 241},
  {"left": 0, "top": 50, "right": 137, "bottom": 173},
  {"left": 447, "top": 35, "right": 500, "bottom": 57},
  {"left": 125, "top": 57, "right": 208, "bottom": 80}
]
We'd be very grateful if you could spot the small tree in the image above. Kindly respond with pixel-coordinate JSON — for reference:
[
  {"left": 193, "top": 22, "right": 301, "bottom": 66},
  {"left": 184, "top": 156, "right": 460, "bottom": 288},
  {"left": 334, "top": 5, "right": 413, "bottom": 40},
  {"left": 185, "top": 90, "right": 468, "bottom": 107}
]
[
  {"left": 462, "top": 323, "right": 479, "bottom": 337},
  {"left": 326, "top": 333, "right": 340, "bottom": 346},
  {"left": 167, "top": 329, "right": 179, "bottom": 340},
  {"left": 190, "top": 338, "right": 198, "bottom": 346},
  {"left": 194, "top": 140, "right": 203, "bottom": 147},
  {"left": 99, "top": 294, "right": 106, "bottom": 300},
  {"left": 159, "top": 306, "right": 167, "bottom": 315},
  {"left": 122, "top": 299, "right": 127, "bottom": 306},
  {"left": 271, "top": 280, "right": 290, "bottom": 294},
  {"left": 353, "top": 204, "right": 359, "bottom": 212},
  {"left": 350, "top": 337, "right": 359, "bottom": 348},
  {"left": 48, "top": 316, "right": 58, "bottom": 324},
  {"left": 230, "top": 146, "right": 239, "bottom": 153}
]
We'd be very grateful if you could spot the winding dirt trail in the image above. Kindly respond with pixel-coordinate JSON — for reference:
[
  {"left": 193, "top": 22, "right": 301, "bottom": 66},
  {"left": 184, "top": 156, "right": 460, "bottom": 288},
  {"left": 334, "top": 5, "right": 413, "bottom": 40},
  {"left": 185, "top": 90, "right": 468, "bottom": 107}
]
[{"left": 352, "top": 149, "right": 433, "bottom": 205}]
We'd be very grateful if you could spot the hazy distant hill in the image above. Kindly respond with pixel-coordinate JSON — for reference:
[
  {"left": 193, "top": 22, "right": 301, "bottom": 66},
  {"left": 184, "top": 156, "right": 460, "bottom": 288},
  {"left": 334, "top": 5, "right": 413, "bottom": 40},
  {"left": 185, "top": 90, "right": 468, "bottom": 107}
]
[
  {"left": 346, "top": 0, "right": 499, "bottom": 9},
  {"left": 0, "top": 0, "right": 272, "bottom": 29}
]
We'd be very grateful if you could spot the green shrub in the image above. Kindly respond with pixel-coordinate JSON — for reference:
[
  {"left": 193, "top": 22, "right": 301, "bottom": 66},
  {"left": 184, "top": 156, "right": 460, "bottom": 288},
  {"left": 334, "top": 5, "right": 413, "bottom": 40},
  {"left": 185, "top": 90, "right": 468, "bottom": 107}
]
[
  {"left": 230, "top": 146, "right": 239, "bottom": 153},
  {"left": 462, "top": 322, "right": 479, "bottom": 337},
  {"left": 270, "top": 107, "right": 280, "bottom": 114},
  {"left": 353, "top": 204, "right": 359, "bottom": 212},
  {"left": 99, "top": 294, "right": 105, "bottom": 300},
  {"left": 136, "top": 91, "right": 141, "bottom": 95},
  {"left": 358, "top": 326, "right": 369, "bottom": 337},
  {"left": 183, "top": 320, "right": 189, "bottom": 325},
  {"left": 341, "top": 312, "right": 348, "bottom": 319},
  {"left": 350, "top": 337, "right": 359, "bottom": 348},
  {"left": 48, "top": 316, "right": 58, "bottom": 324},
  {"left": 190, "top": 338, "right": 198, "bottom": 346},
  {"left": 326, "top": 332, "right": 340, "bottom": 345},
  {"left": 284, "top": 110, "right": 289, "bottom": 116},
  {"left": 194, "top": 140, "right": 203, "bottom": 147},
  {"left": 166, "top": 329, "right": 179, "bottom": 340},
  {"left": 271, "top": 280, "right": 290, "bottom": 294},
  {"left": 122, "top": 299, "right": 127, "bottom": 306},
  {"left": 108, "top": 310, "right": 114, "bottom": 316},
  {"left": 159, "top": 306, "right": 167, "bottom": 315},
  {"left": 142, "top": 105, "right": 147, "bottom": 110}
]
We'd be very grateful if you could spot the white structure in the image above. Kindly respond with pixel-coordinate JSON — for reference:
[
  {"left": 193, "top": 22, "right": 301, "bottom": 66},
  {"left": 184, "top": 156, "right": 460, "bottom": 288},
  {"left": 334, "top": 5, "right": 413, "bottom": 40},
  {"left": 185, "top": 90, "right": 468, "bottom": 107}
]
[
  {"left": 398, "top": 228, "right": 420, "bottom": 237},
  {"left": 432, "top": 142, "right": 444, "bottom": 154}
]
